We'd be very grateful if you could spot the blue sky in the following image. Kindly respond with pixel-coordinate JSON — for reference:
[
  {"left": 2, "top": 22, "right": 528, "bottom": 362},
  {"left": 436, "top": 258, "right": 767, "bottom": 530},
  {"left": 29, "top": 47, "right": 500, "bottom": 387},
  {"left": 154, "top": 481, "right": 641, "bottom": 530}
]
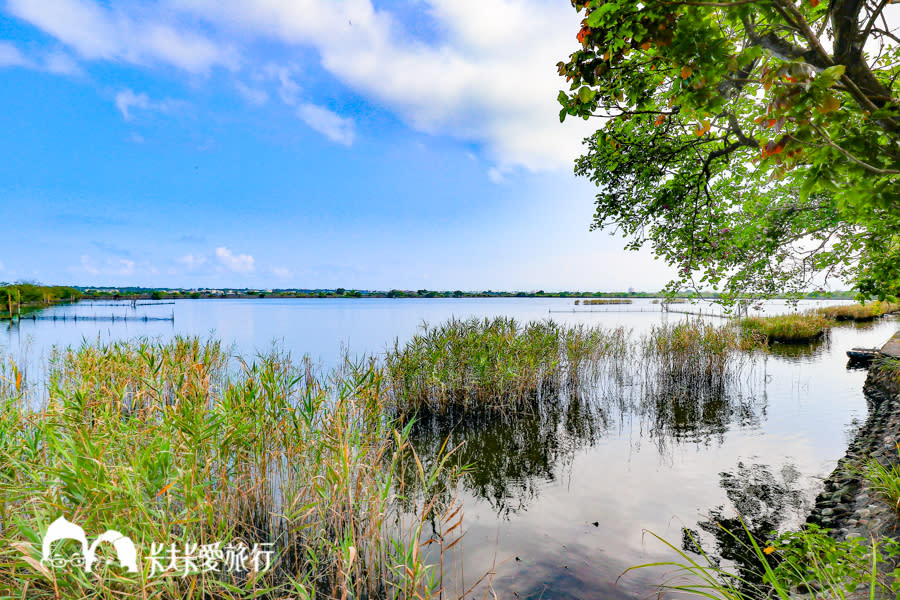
[{"left": 0, "top": 0, "right": 674, "bottom": 291}]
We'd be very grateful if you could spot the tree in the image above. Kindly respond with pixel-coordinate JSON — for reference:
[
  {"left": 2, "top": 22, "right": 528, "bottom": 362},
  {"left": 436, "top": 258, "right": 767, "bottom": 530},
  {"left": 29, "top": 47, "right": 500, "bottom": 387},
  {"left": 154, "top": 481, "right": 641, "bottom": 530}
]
[{"left": 558, "top": 0, "right": 900, "bottom": 301}]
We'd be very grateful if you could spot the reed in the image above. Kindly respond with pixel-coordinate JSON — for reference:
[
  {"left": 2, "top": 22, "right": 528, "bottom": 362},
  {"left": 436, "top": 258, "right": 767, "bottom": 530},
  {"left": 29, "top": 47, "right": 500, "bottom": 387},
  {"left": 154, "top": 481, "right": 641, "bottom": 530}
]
[
  {"left": 738, "top": 313, "right": 832, "bottom": 344},
  {"left": 385, "top": 318, "right": 629, "bottom": 416},
  {"left": 0, "top": 337, "right": 460, "bottom": 599},
  {"left": 640, "top": 319, "right": 746, "bottom": 400},
  {"left": 581, "top": 298, "right": 633, "bottom": 305},
  {"left": 815, "top": 301, "right": 900, "bottom": 321}
]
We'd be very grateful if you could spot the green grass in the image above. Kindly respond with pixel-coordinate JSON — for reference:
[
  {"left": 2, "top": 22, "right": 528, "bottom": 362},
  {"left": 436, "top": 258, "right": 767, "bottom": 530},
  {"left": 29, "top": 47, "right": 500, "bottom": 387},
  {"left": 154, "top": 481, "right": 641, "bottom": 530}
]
[
  {"left": 625, "top": 522, "right": 899, "bottom": 600},
  {"left": 866, "top": 437, "right": 900, "bottom": 517},
  {"left": 738, "top": 313, "right": 832, "bottom": 344},
  {"left": 0, "top": 338, "right": 462, "bottom": 599}
]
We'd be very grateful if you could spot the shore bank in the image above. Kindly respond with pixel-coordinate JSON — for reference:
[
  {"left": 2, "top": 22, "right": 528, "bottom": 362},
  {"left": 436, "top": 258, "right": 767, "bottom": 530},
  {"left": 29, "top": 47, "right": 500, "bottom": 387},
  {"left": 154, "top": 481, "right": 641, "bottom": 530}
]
[{"left": 806, "top": 332, "right": 900, "bottom": 540}]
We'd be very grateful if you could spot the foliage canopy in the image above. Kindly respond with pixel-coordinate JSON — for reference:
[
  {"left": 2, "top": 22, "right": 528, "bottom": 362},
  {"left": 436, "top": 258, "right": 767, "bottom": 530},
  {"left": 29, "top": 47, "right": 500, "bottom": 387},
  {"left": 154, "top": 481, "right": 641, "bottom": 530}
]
[{"left": 559, "top": 0, "right": 900, "bottom": 301}]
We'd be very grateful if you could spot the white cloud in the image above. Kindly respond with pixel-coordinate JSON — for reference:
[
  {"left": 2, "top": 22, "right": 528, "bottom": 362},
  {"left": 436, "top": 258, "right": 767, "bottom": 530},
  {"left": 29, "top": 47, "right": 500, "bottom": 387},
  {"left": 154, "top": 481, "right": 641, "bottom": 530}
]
[
  {"left": 116, "top": 259, "right": 136, "bottom": 275},
  {"left": 234, "top": 80, "right": 269, "bottom": 106},
  {"left": 115, "top": 88, "right": 185, "bottom": 120},
  {"left": 177, "top": 254, "right": 207, "bottom": 270},
  {"left": 172, "top": 0, "right": 593, "bottom": 170},
  {"left": 43, "top": 51, "right": 82, "bottom": 75},
  {"left": 487, "top": 166, "right": 509, "bottom": 184},
  {"left": 0, "top": 40, "right": 82, "bottom": 75},
  {"left": 77, "top": 254, "right": 152, "bottom": 277},
  {"left": 269, "top": 266, "right": 292, "bottom": 278},
  {"left": 215, "top": 246, "right": 255, "bottom": 273},
  {"left": 6, "top": 0, "right": 238, "bottom": 73},
  {"left": 263, "top": 64, "right": 301, "bottom": 105},
  {"left": 11, "top": 0, "right": 593, "bottom": 170},
  {"left": 80, "top": 254, "right": 100, "bottom": 275},
  {"left": 0, "top": 40, "right": 31, "bottom": 68},
  {"left": 297, "top": 103, "right": 355, "bottom": 146},
  {"left": 0, "top": 261, "right": 5, "bottom": 271}
]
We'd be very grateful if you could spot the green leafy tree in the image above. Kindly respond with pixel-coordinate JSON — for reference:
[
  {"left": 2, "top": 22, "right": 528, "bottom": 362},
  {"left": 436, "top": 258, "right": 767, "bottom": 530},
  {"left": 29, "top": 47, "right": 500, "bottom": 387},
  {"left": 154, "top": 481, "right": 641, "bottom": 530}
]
[{"left": 558, "top": 0, "right": 899, "bottom": 301}]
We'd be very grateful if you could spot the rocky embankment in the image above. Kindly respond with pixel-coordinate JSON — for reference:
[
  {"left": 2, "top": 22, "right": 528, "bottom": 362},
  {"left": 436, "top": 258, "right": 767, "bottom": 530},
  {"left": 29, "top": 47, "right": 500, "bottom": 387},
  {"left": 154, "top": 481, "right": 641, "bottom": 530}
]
[{"left": 806, "top": 332, "right": 900, "bottom": 540}]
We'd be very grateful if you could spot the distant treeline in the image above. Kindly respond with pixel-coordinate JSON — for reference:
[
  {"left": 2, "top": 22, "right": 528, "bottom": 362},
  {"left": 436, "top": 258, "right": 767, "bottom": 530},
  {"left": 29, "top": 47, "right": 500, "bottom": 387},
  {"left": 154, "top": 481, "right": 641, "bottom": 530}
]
[
  {"left": 1, "top": 283, "right": 82, "bottom": 319},
  {"left": 73, "top": 286, "right": 860, "bottom": 301}
]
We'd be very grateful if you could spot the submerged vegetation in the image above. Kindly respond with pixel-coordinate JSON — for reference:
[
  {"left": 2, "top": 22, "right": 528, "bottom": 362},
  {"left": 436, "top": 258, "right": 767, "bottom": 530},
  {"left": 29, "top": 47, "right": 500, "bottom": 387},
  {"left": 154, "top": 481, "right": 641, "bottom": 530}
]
[{"left": 0, "top": 338, "right": 464, "bottom": 599}]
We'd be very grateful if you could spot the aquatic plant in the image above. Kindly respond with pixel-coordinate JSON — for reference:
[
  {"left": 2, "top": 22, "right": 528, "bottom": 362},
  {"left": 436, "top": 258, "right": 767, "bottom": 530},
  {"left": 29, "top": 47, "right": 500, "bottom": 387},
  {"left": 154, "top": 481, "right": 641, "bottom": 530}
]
[
  {"left": 642, "top": 319, "right": 746, "bottom": 390},
  {"left": 738, "top": 313, "right": 832, "bottom": 344},
  {"left": 0, "top": 338, "right": 462, "bottom": 599},
  {"left": 384, "top": 318, "right": 630, "bottom": 416},
  {"left": 581, "top": 298, "right": 632, "bottom": 305},
  {"left": 816, "top": 301, "right": 900, "bottom": 321}
]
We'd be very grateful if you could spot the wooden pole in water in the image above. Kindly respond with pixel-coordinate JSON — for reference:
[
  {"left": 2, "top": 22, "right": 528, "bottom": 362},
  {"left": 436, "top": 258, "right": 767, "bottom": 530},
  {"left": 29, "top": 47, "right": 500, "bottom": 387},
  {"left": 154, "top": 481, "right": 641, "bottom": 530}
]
[{"left": 16, "top": 289, "right": 21, "bottom": 317}]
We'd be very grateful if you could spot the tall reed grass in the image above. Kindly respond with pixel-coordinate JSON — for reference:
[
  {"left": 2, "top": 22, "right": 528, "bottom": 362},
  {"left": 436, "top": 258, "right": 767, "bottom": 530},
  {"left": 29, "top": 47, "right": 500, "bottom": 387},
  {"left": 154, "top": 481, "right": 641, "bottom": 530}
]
[
  {"left": 738, "top": 313, "right": 832, "bottom": 344},
  {"left": 579, "top": 298, "right": 632, "bottom": 305},
  {"left": 641, "top": 319, "right": 747, "bottom": 395},
  {"left": 816, "top": 301, "right": 900, "bottom": 321},
  {"left": 384, "top": 318, "right": 629, "bottom": 416},
  {"left": 0, "top": 337, "right": 462, "bottom": 599}
]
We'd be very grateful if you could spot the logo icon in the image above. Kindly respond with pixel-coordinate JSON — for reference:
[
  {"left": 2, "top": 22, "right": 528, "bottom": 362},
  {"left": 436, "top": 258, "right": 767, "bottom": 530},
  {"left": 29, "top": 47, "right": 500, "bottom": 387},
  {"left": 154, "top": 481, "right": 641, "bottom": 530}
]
[{"left": 41, "top": 516, "right": 138, "bottom": 573}]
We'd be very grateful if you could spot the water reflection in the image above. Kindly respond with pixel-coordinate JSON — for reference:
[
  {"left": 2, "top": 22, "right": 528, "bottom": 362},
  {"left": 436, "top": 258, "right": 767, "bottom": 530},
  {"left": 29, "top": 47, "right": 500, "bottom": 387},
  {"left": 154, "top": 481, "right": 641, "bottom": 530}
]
[
  {"left": 406, "top": 375, "right": 767, "bottom": 518},
  {"left": 683, "top": 461, "right": 809, "bottom": 595},
  {"left": 405, "top": 395, "right": 610, "bottom": 517},
  {"left": 764, "top": 338, "right": 830, "bottom": 361}
]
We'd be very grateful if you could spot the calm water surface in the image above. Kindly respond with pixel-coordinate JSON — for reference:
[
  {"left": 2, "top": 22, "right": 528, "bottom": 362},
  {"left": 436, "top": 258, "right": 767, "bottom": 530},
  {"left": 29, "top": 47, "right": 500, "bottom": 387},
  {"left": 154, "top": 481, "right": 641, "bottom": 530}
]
[{"left": 3, "top": 297, "right": 893, "bottom": 599}]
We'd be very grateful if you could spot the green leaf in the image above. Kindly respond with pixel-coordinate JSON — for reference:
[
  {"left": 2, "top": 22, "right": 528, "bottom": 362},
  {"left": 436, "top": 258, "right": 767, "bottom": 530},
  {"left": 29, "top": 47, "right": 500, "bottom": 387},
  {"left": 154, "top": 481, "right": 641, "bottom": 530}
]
[{"left": 578, "top": 86, "right": 597, "bottom": 103}]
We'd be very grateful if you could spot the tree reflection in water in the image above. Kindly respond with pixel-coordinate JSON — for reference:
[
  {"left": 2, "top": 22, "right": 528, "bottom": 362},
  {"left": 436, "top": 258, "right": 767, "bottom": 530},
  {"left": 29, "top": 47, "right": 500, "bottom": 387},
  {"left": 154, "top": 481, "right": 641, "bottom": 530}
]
[
  {"left": 682, "top": 462, "right": 810, "bottom": 595},
  {"left": 402, "top": 367, "right": 766, "bottom": 518}
]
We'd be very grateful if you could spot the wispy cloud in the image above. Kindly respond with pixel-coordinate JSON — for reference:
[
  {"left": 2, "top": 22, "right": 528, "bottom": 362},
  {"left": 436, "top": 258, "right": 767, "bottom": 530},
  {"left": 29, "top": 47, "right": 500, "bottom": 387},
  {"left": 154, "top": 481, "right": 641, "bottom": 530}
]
[
  {"left": 0, "top": 40, "right": 82, "bottom": 75},
  {"left": 269, "top": 266, "right": 292, "bottom": 278},
  {"left": 215, "top": 246, "right": 255, "bottom": 273},
  {"left": 6, "top": 0, "right": 238, "bottom": 73},
  {"left": 76, "top": 254, "right": 151, "bottom": 277},
  {"left": 9, "top": 0, "right": 593, "bottom": 169},
  {"left": 171, "top": 0, "right": 593, "bottom": 170},
  {"left": 297, "top": 103, "right": 355, "bottom": 146},
  {"left": 177, "top": 253, "right": 207, "bottom": 270},
  {"left": 91, "top": 240, "right": 132, "bottom": 257},
  {"left": 487, "top": 166, "right": 509, "bottom": 184},
  {"left": 0, "top": 40, "right": 30, "bottom": 68},
  {"left": 115, "top": 88, "right": 186, "bottom": 120},
  {"left": 234, "top": 81, "right": 269, "bottom": 106}
]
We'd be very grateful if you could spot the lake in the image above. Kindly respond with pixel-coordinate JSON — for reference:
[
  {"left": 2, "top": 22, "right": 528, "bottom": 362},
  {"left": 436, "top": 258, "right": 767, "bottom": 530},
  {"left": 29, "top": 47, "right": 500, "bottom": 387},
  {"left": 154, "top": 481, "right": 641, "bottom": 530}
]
[{"left": 2, "top": 297, "right": 892, "bottom": 599}]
